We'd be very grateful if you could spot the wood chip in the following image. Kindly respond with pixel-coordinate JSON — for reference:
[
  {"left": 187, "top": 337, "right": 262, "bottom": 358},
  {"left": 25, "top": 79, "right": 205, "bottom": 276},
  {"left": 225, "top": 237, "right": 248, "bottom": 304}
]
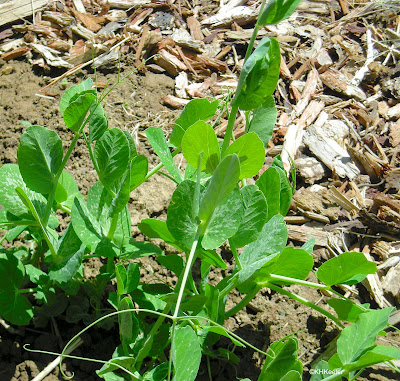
[
  {"left": 161, "top": 95, "right": 190, "bottom": 108},
  {"left": 320, "top": 69, "right": 366, "bottom": 101},
  {"left": 153, "top": 49, "right": 187, "bottom": 76},
  {"left": 187, "top": 16, "right": 204, "bottom": 41},
  {"left": 0, "top": 46, "right": 31, "bottom": 61},
  {"left": 0, "top": 0, "right": 48, "bottom": 27}
]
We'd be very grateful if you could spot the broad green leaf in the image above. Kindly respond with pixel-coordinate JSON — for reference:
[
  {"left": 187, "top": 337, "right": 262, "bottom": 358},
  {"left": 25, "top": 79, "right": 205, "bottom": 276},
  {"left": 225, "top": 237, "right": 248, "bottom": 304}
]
[
  {"left": 87, "top": 181, "right": 111, "bottom": 233},
  {"left": 196, "top": 248, "right": 226, "bottom": 269},
  {"left": 17, "top": 125, "right": 63, "bottom": 194},
  {"left": 255, "top": 247, "right": 313, "bottom": 286},
  {"left": 71, "top": 197, "right": 103, "bottom": 250},
  {"left": 204, "top": 284, "right": 220, "bottom": 322},
  {"left": 108, "top": 170, "right": 131, "bottom": 218},
  {"left": 223, "top": 133, "right": 265, "bottom": 179},
  {"left": 280, "top": 371, "right": 302, "bottom": 381},
  {"left": 63, "top": 91, "right": 96, "bottom": 132},
  {"left": 130, "top": 155, "right": 148, "bottom": 191},
  {"left": 346, "top": 345, "right": 400, "bottom": 372},
  {"left": 146, "top": 127, "right": 183, "bottom": 183},
  {"left": 230, "top": 185, "right": 268, "bottom": 248},
  {"left": 123, "top": 131, "right": 138, "bottom": 159},
  {"left": 172, "top": 325, "right": 201, "bottom": 381},
  {"left": 139, "top": 219, "right": 176, "bottom": 243},
  {"left": 180, "top": 295, "right": 208, "bottom": 314},
  {"left": 89, "top": 101, "right": 108, "bottom": 142},
  {"left": 49, "top": 225, "right": 85, "bottom": 283},
  {"left": 181, "top": 121, "right": 220, "bottom": 174},
  {"left": 316, "top": 252, "right": 377, "bottom": 286},
  {"left": 204, "top": 326, "right": 245, "bottom": 347},
  {"left": 149, "top": 325, "right": 171, "bottom": 357},
  {"left": 256, "top": 167, "right": 281, "bottom": 220},
  {"left": 0, "top": 253, "right": 33, "bottom": 325},
  {"left": 237, "top": 214, "right": 287, "bottom": 286},
  {"left": 246, "top": 96, "right": 276, "bottom": 147},
  {"left": 337, "top": 308, "right": 393, "bottom": 366},
  {"left": 258, "top": 0, "right": 302, "bottom": 26},
  {"left": 94, "top": 128, "right": 130, "bottom": 191},
  {"left": 232, "top": 37, "right": 280, "bottom": 111},
  {"left": 97, "top": 357, "right": 136, "bottom": 378},
  {"left": 121, "top": 239, "right": 162, "bottom": 259},
  {"left": 327, "top": 299, "right": 369, "bottom": 323},
  {"left": 167, "top": 180, "right": 198, "bottom": 249},
  {"left": 116, "top": 263, "right": 140, "bottom": 295},
  {"left": 302, "top": 238, "right": 315, "bottom": 255},
  {"left": 199, "top": 154, "right": 240, "bottom": 223},
  {"left": 272, "top": 156, "right": 293, "bottom": 215},
  {"left": 202, "top": 187, "right": 243, "bottom": 250},
  {"left": 59, "top": 78, "right": 93, "bottom": 115},
  {"left": 258, "top": 337, "right": 302, "bottom": 381},
  {"left": 118, "top": 297, "right": 139, "bottom": 349},
  {"left": 170, "top": 98, "right": 219, "bottom": 147},
  {"left": 309, "top": 361, "right": 337, "bottom": 381},
  {"left": 56, "top": 170, "right": 81, "bottom": 210},
  {"left": 157, "top": 254, "right": 184, "bottom": 276},
  {"left": 0, "top": 164, "right": 46, "bottom": 217},
  {"left": 143, "top": 363, "right": 169, "bottom": 381}
]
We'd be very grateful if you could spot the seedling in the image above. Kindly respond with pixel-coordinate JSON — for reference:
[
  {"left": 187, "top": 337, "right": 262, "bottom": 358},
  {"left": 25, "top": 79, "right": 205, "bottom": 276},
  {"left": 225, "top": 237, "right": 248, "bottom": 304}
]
[{"left": 0, "top": 0, "right": 399, "bottom": 380}]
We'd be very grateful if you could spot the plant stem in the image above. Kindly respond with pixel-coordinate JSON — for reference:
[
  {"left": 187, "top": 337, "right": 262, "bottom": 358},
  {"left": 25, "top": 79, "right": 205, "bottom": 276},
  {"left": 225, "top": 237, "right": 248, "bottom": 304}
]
[
  {"left": 266, "top": 283, "right": 344, "bottom": 328},
  {"left": 144, "top": 147, "right": 182, "bottom": 181},
  {"left": 225, "top": 285, "right": 261, "bottom": 318},
  {"left": 221, "top": 104, "right": 238, "bottom": 155},
  {"left": 266, "top": 274, "right": 330, "bottom": 290},
  {"left": 172, "top": 226, "right": 201, "bottom": 319},
  {"left": 134, "top": 302, "right": 172, "bottom": 370},
  {"left": 229, "top": 240, "right": 242, "bottom": 270},
  {"left": 105, "top": 214, "right": 119, "bottom": 273},
  {"left": 17, "top": 287, "right": 38, "bottom": 294}
]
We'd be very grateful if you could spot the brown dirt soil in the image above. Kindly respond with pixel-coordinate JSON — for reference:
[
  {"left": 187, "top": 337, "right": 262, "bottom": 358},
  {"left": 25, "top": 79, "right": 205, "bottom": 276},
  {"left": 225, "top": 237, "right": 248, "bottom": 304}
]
[{"left": 0, "top": 61, "right": 398, "bottom": 381}]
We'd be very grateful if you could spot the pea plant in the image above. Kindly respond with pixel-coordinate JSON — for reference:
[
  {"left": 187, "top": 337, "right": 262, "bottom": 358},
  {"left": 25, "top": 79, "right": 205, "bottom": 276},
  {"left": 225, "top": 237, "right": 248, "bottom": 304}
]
[{"left": 0, "top": 0, "right": 399, "bottom": 380}]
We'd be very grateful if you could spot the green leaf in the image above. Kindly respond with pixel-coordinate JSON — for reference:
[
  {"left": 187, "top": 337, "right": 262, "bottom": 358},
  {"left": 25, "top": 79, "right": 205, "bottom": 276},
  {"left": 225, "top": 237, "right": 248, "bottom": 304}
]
[
  {"left": 237, "top": 214, "right": 287, "bottom": 286},
  {"left": 108, "top": 170, "right": 131, "bottom": 218},
  {"left": 180, "top": 295, "right": 207, "bottom": 314},
  {"left": 316, "top": 252, "right": 377, "bottom": 286},
  {"left": 256, "top": 167, "right": 281, "bottom": 220},
  {"left": 259, "top": 247, "right": 313, "bottom": 285},
  {"left": 157, "top": 254, "right": 184, "bottom": 276},
  {"left": 181, "top": 121, "right": 220, "bottom": 174},
  {"left": 327, "top": 299, "right": 369, "bottom": 323},
  {"left": 197, "top": 248, "right": 226, "bottom": 269},
  {"left": 258, "top": 337, "right": 302, "bottom": 381},
  {"left": 94, "top": 128, "right": 130, "bottom": 192},
  {"left": 118, "top": 297, "right": 139, "bottom": 348},
  {"left": 172, "top": 325, "right": 201, "bottom": 381},
  {"left": 246, "top": 96, "right": 276, "bottom": 147},
  {"left": 146, "top": 127, "right": 183, "bottom": 183},
  {"left": 229, "top": 185, "right": 268, "bottom": 248},
  {"left": 167, "top": 180, "right": 199, "bottom": 249},
  {"left": 232, "top": 37, "right": 280, "bottom": 111},
  {"left": 130, "top": 155, "right": 148, "bottom": 191},
  {"left": 272, "top": 157, "right": 293, "bottom": 215},
  {"left": 143, "top": 362, "right": 169, "bottom": 381},
  {"left": 63, "top": 91, "right": 96, "bottom": 132},
  {"left": 55, "top": 170, "right": 81, "bottom": 210},
  {"left": 121, "top": 239, "right": 162, "bottom": 259},
  {"left": 346, "top": 345, "right": 400, "bottom": 372},
  {"left": 97, "top": 357, "right": 136, "bottom": 378},
  {"left": 0, "top": 164, "right": 46, "bottom": 217},
  {"left": 0, "top": 253, "right": 33, "bottom": 325},
  {"left": 337, "top": 308, "right": 393, "bottom": 366},
  {"left": 139, "top": 219, "right": 176, "bottom": 243},
  {"left": 309, "top": 360, "right": 340, "bottom": 381},
  {"left": 258, "top": 0, "right": 302, "bottom": 26},
  {"left": 59, "top": 78, "right": 93, "bottom": 115},
  {"left": 71, "top": 197, "right": 103, "bottom": 250},
  {"left": 170, "top": 98, "right": 219, "bottom": 147},
  {"left": 202, "top": 186, "right": 243, "bottom": 250},
  {"left": 89, "top": 101, "right": 108, "bottom": 142},
  {"left": 199, "top": 154, "right": 240, "bottom": 223},
  {"left": 116, "top": 263, "right": 140, "bottom": 295},
  {"left": 17, "top": 125, "right": 63, "bottom": 194},
  {"left": 123, "top": 131, "right": 138, "bottom": 159},
  {"left": 223, "top": 132, "right": 265, "bottom": 179},
  {"left": 204, "top": 326, "right": 245, "bottom": 347},
  {"left": 49, "top": 225, "right": 85, "bottom": 283}
]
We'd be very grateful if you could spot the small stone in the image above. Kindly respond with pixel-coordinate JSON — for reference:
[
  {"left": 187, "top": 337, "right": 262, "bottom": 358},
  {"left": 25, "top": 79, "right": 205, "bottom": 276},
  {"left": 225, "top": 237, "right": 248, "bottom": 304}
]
[{"left": 1, "top": 65, "right": 13, "bottom": 75}]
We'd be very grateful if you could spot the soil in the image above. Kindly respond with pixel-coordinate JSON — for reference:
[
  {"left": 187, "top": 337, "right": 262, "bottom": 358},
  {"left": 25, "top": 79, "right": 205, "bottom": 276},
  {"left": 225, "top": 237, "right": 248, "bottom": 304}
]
[{"left": 0, "top": 61, "right": 398, "bottom": 381}]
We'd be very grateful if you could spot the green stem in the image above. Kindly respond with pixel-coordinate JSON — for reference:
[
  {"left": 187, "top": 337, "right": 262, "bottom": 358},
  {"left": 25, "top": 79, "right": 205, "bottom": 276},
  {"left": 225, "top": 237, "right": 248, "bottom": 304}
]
[
  {"left": 221, "top": 104, "right": 239, "bottom": 155},
  {"left": 135, "top": 302, "right": 172, "bottom": 370},
  {"left": 42, "top": 131, "right": 81, "bottom": 226},
  {"left": 17, "top": 287, "right": 38, "bottom": 294},
  {"left": 266, "top": 274, "right": 330, "bottom": 290},
  {"left": 266, "top": 283, "right": 344, "bottom": 328},
  {"left": 229, "top": 240, "right": 242, "bottom": 270},
  {"left": 172, "top": 226, "right": 201, "bottom": 319},
  {"left": 144, "top": 147, "right": 182, "bottom": 181},
  {"left": 105, "top": 214, "right": 119, "bottom": 273},
  {"left": 225, "top": 285, "right": 261, "bottom": 318}
]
